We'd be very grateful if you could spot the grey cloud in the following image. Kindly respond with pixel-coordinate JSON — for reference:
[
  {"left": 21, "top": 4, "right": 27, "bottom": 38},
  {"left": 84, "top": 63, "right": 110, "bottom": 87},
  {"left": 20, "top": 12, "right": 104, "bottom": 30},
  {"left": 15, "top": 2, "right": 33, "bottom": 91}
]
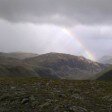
[
  {"left": 72, "top": 25, "right": 112, "bottom": 58},
  {"left": 0, "top": 20, "right": 81, "bottom": 56},
  {"left": 0, "top": 18, "right": 112, "bottom": 59},
  {"left": 74, "top": 25, "right": 112, "bottom": 40},
  {"left": 0, "top": 0, "right": 112, "bottom": 25}
]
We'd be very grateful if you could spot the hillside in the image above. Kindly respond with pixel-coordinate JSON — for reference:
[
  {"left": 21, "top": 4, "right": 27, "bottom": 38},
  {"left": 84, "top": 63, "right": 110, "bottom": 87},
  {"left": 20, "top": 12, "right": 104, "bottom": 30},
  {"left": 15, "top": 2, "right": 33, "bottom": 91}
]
[
  {"left": 0, "top": 52, "right": 108, "bottom": 79},
  {"left": 93, "top": 66, "right": 112, "bottom": 80},
  {"left": 0, "top": 52, "right": 38, "bottom": 60},
  {"left": 0, "top": 55, "right": 21, "bottom": 65},
  {"left": 0, "top": 78, "right": 112, "bottom": 112},
  {"left": 0, "top": 64, "right": 59, "bottom": 79},
  {"left": 24, "top": 53, "right": 107, "bottom": 79}
]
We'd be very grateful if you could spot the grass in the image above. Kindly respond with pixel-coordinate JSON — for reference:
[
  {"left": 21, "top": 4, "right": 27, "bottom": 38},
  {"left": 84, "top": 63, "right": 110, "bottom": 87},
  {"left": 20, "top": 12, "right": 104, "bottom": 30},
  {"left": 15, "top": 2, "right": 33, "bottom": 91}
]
[{"left": 0, "top": 77, "right": 112, "bottom": 112}]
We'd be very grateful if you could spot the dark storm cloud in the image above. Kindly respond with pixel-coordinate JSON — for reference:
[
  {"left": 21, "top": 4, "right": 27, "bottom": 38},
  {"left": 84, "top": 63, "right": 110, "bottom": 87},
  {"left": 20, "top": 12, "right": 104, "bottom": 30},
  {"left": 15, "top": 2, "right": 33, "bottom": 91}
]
[{"left": 0, "top": 0, "right": 112, "bottom": 25}]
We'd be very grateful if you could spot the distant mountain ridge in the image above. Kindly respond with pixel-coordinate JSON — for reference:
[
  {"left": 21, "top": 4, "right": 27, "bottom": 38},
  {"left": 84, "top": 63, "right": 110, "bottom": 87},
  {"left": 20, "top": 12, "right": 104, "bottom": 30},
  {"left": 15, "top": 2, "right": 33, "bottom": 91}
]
[
  {"left": 0, "top": 52, "right": 38, "bottom": 60},
  {"left": 0, "top": 52, "right": 108, "bottom": 79},
  {"left": 99, "top": 56, "right": 112, "bottom": 64}
]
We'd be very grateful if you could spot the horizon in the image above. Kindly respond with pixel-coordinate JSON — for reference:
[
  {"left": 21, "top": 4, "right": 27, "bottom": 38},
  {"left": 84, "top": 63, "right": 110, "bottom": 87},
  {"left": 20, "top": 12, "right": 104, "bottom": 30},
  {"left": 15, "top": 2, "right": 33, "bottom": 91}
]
[{"left": 0, "top": 51, "right": 110, "bottom": 61}]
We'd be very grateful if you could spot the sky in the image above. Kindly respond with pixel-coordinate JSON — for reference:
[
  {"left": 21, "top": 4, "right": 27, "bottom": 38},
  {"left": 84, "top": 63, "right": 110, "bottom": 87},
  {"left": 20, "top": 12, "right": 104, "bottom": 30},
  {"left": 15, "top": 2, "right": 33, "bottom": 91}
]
[{"left": 0, "top": 0, "right": 112, "bottom": 61}]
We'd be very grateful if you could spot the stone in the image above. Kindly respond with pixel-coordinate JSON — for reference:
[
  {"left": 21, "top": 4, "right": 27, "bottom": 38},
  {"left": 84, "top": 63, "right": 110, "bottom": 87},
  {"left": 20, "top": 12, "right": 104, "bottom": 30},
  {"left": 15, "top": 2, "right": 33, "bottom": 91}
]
[
  {"left": 21, "top": 98, "right": 29, "bottom": 104},
  {"left": 69, "top": 106, "right": 87, "bottom": 112}
]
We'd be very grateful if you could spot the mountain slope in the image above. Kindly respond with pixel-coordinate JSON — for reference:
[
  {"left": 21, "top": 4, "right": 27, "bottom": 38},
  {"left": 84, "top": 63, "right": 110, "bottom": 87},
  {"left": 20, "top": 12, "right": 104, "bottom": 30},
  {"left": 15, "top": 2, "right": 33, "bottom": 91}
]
[
  {"left": 0, "top": 52, "right": 38, "bottom": 60},
  {"left": 0, "top": 55, "right": 21, "bottom": 65},
  {"left": 0, "top": 52, "right": 108, "bottom": 79},
  {"left": 24, "top": 53, "right": 107, "bottom": 79},
  {"left": 93, "top": 66, "right": 112, "bottom": 80},
  {"left": 0, "top": 54, "right": 60, "bottom": 78},
  {"left": 0, "top": 64, "right": 59, "bottom": 79}
]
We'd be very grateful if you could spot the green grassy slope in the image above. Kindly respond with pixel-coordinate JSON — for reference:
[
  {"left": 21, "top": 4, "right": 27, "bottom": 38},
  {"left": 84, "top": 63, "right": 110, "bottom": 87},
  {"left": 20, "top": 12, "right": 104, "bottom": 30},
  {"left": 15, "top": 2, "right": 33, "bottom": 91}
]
[{"left": 0, "top": 78, "right": 112, "bottom": 112}]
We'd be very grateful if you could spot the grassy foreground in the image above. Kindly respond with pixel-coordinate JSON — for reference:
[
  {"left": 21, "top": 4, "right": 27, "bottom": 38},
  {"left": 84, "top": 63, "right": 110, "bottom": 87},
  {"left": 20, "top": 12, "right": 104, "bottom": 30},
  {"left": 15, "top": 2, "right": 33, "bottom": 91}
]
[{"left": 0, "top": 77, "right": 112, "bottom": 112}]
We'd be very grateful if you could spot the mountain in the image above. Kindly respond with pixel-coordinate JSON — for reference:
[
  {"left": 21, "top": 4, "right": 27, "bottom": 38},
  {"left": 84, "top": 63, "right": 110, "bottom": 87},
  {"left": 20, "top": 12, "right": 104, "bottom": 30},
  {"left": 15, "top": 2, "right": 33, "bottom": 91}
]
[
  {"left": 0, "top": 52, "right": 108, "bottom": 79},
  {"left": 0, "top": 52, "right": 38, "bottom": 60},
  {"left": 99, "top": 56, "right": 112, "bottom": 64},
  {"left": 24, "top": 53, "right": 107, "bottom": 79},
  {"left": 92, "top": 66, "right": 112, "bottom": 80},
  {"left": 0, "top": 64, "right": 59, "bottom": 79},
  {"left": 0, "top": 55, "right": 21, "bottom": 65}
]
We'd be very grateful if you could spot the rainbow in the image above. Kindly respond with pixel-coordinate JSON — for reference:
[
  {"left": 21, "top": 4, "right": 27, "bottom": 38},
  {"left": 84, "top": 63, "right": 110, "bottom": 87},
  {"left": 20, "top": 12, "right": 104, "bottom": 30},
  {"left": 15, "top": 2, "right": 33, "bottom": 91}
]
[{"left": 62, "top": 27, "right": 96, "bottom": 61}]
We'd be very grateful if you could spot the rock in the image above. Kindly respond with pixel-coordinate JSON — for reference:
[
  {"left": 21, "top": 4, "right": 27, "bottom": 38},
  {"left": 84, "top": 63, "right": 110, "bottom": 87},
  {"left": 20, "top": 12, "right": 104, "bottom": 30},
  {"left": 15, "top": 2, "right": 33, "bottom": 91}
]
[
  {"left": 10, "top": 86, "right": 16, "bottom": 89},
  {"left": 21, "top": 97, "right": 29, "bottom": 104},
  {"left": 102, "top": 95, "right": 112, "bottom": 102},
  {"left": 68, "top": 89, "right": 74, "bottom": 93},
  {"left": 69, "top": 106, "right": 87, "bottom": 112},
  {"left": 39, "top": 101, "right": 51, "bottom": 108},
  {"left": 71, "top": 94, "right": 83, "bottom": 100},
  {"left": 53, "top": 105, "right": 60, "bottom": 112},
  {"left": 30, "top": 95, "right": 35, "bottom": 101},
  {"left": 58, "top": 94, "right": 66, "bottom": 98}
]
